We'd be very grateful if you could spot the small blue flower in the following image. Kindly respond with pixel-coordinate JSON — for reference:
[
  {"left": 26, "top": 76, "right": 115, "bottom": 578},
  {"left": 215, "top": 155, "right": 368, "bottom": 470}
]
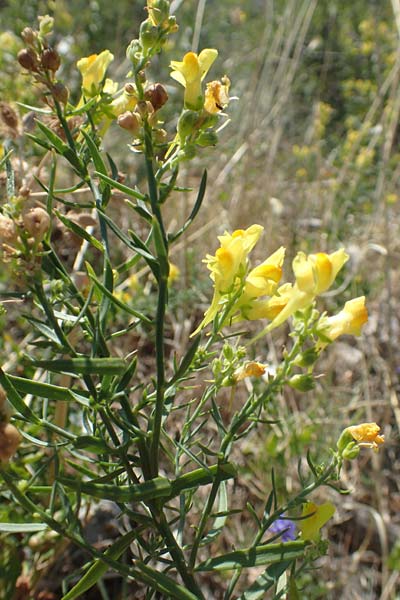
[{"left": 268, "top": 517, "right": 296, "bottom": 542}]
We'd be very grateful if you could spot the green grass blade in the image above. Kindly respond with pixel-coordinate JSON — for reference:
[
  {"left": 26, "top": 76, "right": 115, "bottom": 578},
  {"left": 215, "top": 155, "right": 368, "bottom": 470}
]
[{"left": 27, "top": 357, "right": 127, "bottom": 375}]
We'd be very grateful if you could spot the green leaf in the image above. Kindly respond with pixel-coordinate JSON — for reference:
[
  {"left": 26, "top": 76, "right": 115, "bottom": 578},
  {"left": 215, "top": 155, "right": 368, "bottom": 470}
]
[
  {"left": 239, "top": 560, "right": 292, "bottom": 599},
  {"left": 0, "top": 369, "right": 40, "bottom": 422},
  {"left": 55, "top": 211, "right": 104, "bottom": 252},
  {"left": 61, "top": 530, "right": 137, "bottom": 600},
  {"left": 34, "top": 121, "right": 83, "bottom": 172},
  {"left": 196, "top": 541, "right": 307, "bottom": 571},
  {"left": 169, "top": 170, "right": 207, "bottom": 242},
  {"left": 94, "top": 171, "right": 146, "bottom": 201},
  {"left": 0, "top": 522, "right": 48, "bottom": 533},
  {"left": 27, "top": 357, "right": 127, "bottom": 375},
  {"left": 169, "top": 334, "right": 201, "bottom": 385},
  {"left": 58, "top": 475, "right": 172, "bottom": 503},
  {"left": 169, "top": 463, "right": 236, "bottom": 498},
  {"left": 200, "top": 481, "right": 228, "bottom": 546},
  {"left": 86, "top": 263, "right": 152, "bottom": 324}
]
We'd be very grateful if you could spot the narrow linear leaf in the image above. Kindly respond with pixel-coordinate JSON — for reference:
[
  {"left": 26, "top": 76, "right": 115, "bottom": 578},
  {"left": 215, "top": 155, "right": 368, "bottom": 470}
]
[
  {"left": 169, "top": 334, "right": 201, "bottom": 385},
  {"left": 196, "top": 541, "right": 307, "bottom": 572},
  {"left": 86, "top": 265, "right": 152, "bottom": 324},
  {"left": 169, "top": 463, "right": 236, "bottom": 498},
  {"left": 94, "top": 171, "right": 146, "bottom": 201},
  {"left": 9, "top": 374, "right": 90, "bottom": 405},
  {"left": 200, "top": 481, "right": 228, "bottom": 546},
  {"left": 55, "top": 211, "right": 104, "bottom": 252},
  {"left": 61, "top": 530, "right": 137, "bottom": 600},
  {"left": 0, "top": 522, "right": 48, "bottom": 533},
  {"left": 58, "top": 475, "right": 172, "bottom": 503},
  {"left": 27, "top": 357, "right": 127, "bottom": 375},
  {"left": 239, "top": 560, "right": 292, "bottom": 600},
  {"left": 169, "top": 170, "right": 207, "bottom": 242},
  {"left": 134, "top": 561, "right": 200, "bottom": 600},
  {"left": 0, "top": 369, "right": 40, "bottom": 422}
]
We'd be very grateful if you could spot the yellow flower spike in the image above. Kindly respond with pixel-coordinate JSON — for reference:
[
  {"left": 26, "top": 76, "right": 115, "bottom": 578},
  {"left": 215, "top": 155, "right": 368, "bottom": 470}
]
[
  {"left": 77, "top": 50, "right": 114, "bottom": 97},
  {"left": 346, "top": 422, "right": 384, "bottom": 452},
  {"left": 191, "top": 224, "right": 263, "bottom": 335},
  {"left": 204, "top": 76, "right": 230, "bottom": 114},
  {"left": 170, "top": 49, "right": 218, "bottom": 110},
  {"left": 233, "top": 361, "right": 267, "bottom": 382},
  {"left": 319, "top": 296, "right": 368, "bottom": 343},
  {"left": 299, "top": 501, "right": 335, "bottom": 542}
]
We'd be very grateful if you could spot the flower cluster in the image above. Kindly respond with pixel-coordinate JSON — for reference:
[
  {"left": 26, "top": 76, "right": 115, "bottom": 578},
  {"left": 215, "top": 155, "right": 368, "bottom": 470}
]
[{"left": 193, "top": 224, "right": 368, "bottom": 347}]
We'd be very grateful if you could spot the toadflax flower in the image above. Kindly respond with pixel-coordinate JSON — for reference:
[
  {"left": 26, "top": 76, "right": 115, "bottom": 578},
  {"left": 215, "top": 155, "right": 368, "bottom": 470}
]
[
  {"left": 251, "top": 249, "right": 348, "bottom": 341},
  {"left": 317, "top": 296, "right": 368, "bottom": 346},
  {"left": 233, "top": 361, "right": 267, "bottom": 382},
  {"left": 204, "top": 76, "right": 230, "bottom": 114},
  {"left": 337, "top": 423, "right": 385, "bottom": 458},
  {"left": 299, "top": 501, "right": 335, "bottom": 541},
  {"left": 77, "top": 50, "right": 114, "bottom": 97},
  {"left": 192, "top": 224, "right": 263, "bottom": 335},
  {"left": 170, "top": 49, "right": 218, "bottom": 110}
]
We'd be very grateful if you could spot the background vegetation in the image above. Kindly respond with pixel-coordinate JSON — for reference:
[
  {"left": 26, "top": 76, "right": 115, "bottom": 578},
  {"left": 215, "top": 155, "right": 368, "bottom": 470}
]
[{"left": 0, "top": 0, "right": 399, "bottom": 598}]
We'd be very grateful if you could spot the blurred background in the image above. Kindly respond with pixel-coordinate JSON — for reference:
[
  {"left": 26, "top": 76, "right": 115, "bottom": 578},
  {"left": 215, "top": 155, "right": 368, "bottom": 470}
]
[{"left": 1, "top": 0, "right": 400, "bottom": 598}]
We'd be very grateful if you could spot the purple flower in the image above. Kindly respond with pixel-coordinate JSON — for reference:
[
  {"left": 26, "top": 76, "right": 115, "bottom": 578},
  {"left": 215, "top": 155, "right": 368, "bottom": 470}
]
[{"left": 268, "top": 517, "right": 296, "bottom": 542}]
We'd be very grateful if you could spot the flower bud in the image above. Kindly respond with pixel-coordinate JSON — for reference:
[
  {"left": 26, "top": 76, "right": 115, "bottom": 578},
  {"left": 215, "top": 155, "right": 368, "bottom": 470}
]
[
  {"left": 0, "top": 102, "right": 19, "bottom": 131},
  {"left": 167, "top": 16, "right": 179, "bottom": 33},
  {"left": 51, "top": 82, "right": 69, "bottom": 104},
  {"left": 177, "top": 110, "right": 199, "bottom": 141},
  {"left": 22, "top": 207, "right": 50, "bottom": 242},
  {"left": 147, "top": 0, "right": 170, "bottom": 26},
  {"left": 136, "top": 100, "right": 154, "bottom": 119},
  {"left": 21, "top": 27, "right": 36, "bottom": 45},
  {"left": 140, "top": 20, "right": 159, "bottom": 52},
  {"left": 294, "top": 347, "right": 319, "bottom": 367},
  {"left": 18, "top": 48, "right": 39, "bottom": 72},
  {"left": 117, "top": 111, "right": 141, "bottom": 134},
  {"left": 126, "top": 39, "right": 142, "bottom": 65},
  {"left": 287, "top": 374, "right": 315, "bottom": 392},
  {"left": 0, "top": 215, "right": 19, "bottom": 245},
  {"left": 38, "top": 15, "right": 54, "bottom": 37},
  {"left": 196, "top": 131, "right": 218, "bottom": 147},
  {"left": 145, "top": 83, "right": 169, "bottom": 111},
  {"left": 0, "top": 422, "right": 22, "bottom": 462},
  {"left": 342, "top": 442, "right": 360, "bottom": 460},
  {"left": 41, "top": 48, "right": 61, "bottom": 72}
]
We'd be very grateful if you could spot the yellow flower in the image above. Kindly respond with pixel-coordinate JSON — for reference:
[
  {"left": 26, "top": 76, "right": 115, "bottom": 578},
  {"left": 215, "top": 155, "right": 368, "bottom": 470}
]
[
  {"left": 168, "top": 262, "right": 180, "bottom": 284},
  {"left": 346, "top": 422, "right": 384, "bottom": 451},
  {"left": 192, "top": 224, "right": 263, "bottom": 334},
  {"left": 243, "top": 283, "right": 293, "bottom": 321},
  {"left": 319, "top": 296, "right": 368, "bottom": 343},
  {"left": 110, "top": 85, "right": 138, "bottom": 117},
  {"left": 233, "top": 361, "right": 267, "bottom": 382},
  {"left": 170, "top": 49, "right": 218, "bottom": 110},
  {"left": 299, "top": 502, "right": 335, "bottom": 541},
  {"left": 204, "top": 76, "right": 230, "bottom": 114},
  {"left": 251, "top": 249, "right": 348, "bottom": 340},
  {"left": 77, "top": 50, "right": 114, "bottom": 97},
  {"left": 243, "top": 247, "right": 285, "bottom": 299}
]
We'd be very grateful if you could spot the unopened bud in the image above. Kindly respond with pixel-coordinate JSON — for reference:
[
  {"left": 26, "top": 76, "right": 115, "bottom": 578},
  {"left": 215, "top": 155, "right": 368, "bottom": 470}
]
[
  {"left": 145, "top": 83, "right": 168, "bottom": 111},
  {"left": 136, "top": 100, "right": 154, "bottom": 119},
  {"left": 51, "top": 82, "right": 69, "bottom": 104},
  {"left": 167, "top": 15, "right": 179, "bottom": 33},
  {"left": 18, "top": 48, "right": 39, "bottom": 72},
  {"left": 196, "top": 131, "right": 218, "bottom": 147},
  {"left": 38, "top": 15, "right": 54, "bottom": 37},
  {"left": 18, "top": 186, "right": 31, "bottom": 198},
  {"left": 0, "top": 102, "right": 19, "bottom": 131},
  {"left": 342, "top": 442, "right": 360, "bottom": 460},
  {"left": 0, "top": 422, "right": 22, "bottom": 462},
  {"left": 0, "top": 215, "right": 19, "bottom": 245},
  {"left": 177, "top": 110, "right": 199, "bottom": 141},
  {"left": 147, "top": 0, "right": 170, "bottom": 26},
  {"left": 294, "top": 347, "right": 319, "bottom": 367},
  {"left": 287, "top": 374, "right": 315, "bottom": 392},
  {"left": 41, "top": 48, "right": 60, "bottom": 72},
  {"left": 124, "top": 83, "right": 136, "bottom": 95},
  {"left": 140, "top": 19, "right": 159, "bottom": 52},
  {"left": 117, "top": 111, "right": 141, "bottom": 134},
  {"left": 126, "top": 39, "right": 142, "bottom": 65},
  {"left": 21, "top": 27, "right": 36, "bottom": 45},
  {"left": 22, "top": 207, "right": 50, "bottom": 241}
]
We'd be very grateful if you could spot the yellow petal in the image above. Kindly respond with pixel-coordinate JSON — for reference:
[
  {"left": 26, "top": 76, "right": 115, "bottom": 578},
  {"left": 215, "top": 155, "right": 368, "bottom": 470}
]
[{"left": 299, "top": 502, "right": 335, "bottom": 541}]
